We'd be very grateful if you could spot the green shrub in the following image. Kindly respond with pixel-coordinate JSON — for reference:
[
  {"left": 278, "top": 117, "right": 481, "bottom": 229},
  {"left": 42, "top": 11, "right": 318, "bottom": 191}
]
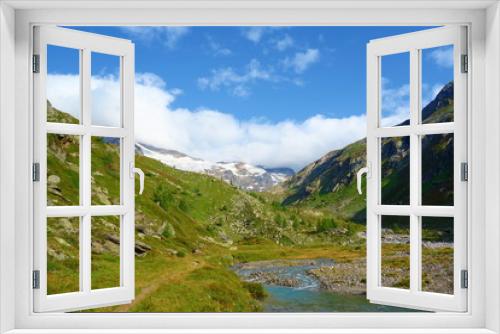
[
  {"left": 162, "top": 222, "right": 176, "bottom": 239},
  {"left": 179, "top": 199, "right": 189, "bottom": 212},
  {"left": 243, "top": 281, "right": 268, "bottom": 300},
  {"left": 274, "top": 215, "right": 287, "bottom": 228},
  {"left": 346, "top": 223, "right": 357, "bottom": 237},
  {"left": 316, "top": 217, "right": 338, "bottom": 233},
  {"left": 153, "top": 183, "right": 173, "bottom": 210}
]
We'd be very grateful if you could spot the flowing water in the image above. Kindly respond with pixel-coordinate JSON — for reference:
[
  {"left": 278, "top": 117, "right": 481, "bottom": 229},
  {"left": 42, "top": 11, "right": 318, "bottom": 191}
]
[{"left": 232, "top": 258, "right": 417, "bottom": 312}]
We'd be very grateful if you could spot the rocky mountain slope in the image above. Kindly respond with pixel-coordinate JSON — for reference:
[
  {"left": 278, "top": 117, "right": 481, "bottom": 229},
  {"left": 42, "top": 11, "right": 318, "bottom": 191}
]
[
  {"left": 137, "top": 143, "right": 294, "bottom": 192},
  {"left": 282, "top": 82, "right": 454, "bottom": 221}
]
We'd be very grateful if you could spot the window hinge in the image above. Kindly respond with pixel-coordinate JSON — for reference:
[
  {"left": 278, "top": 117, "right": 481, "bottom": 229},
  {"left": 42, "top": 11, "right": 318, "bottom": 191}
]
[
  {"left": 461, "top": 162, "right": 468, "bottom": 182},
  {"left": 32, "top": 270, "right": 40, "bottom": 289},
  {"left": 32, "top": 54, "right": 40, "bottom": 73},
  {"left": 32, "top": 163, "right": 40, "bottom": 182},
  {"left": 461, "top": 54, "right": 468, "bottom": 73},
  {"left": 461, "top": 269, "right": 468, "bottom": 289}
]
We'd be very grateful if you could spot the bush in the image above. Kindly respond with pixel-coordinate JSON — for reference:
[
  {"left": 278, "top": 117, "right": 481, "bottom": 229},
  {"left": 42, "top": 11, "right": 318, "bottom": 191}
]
[
  {"left": 346, "top": 223, "right": 357, "bottom": 237},
  {"left": 178, "top": 199, "right": 189, "bottom": 212},
  {"left": 243, "top": 281, "right": 268, "bottom": 300},
  {"left": 161, "top": 222, "right": 176, "bottom": 239},
  {"left": 291, "top": 215, "right": 302, "bottom": 229},
  {"left": 206, "top": 224, "right": 218, "bottom": 234},
  {"left": 176, "top": 250, "right": 186, "bottom": 258},
  {"left": 316, "top": 217, "right": 338, "bottom": 233},
  {"left": 274, "top": 215, "right": 287, "bottom": 228},
  {"left": 271, "top": 201, "right": 284, "bottom": 210},
  {"left": 153, "top": 183, "right": 173, "bottom": 210}
]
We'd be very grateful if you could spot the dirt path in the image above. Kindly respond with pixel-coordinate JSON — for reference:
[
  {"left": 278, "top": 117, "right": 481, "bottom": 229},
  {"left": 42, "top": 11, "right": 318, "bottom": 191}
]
[{"left": 113, "top": 257, "right": 202, "bottom": 312}]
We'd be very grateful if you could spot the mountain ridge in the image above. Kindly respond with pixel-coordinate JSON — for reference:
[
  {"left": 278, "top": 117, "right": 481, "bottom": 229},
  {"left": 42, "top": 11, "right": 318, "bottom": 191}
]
[
  {"left": 137, "top": 142, "right": 294, "bottom": 192},
  {"left": 281, "top": 81, "right": 454, "bottom": 220}
]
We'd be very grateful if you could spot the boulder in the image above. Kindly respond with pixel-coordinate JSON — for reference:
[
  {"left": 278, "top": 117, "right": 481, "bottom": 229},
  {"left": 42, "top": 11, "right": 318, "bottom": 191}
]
[{"left": 135, "top": 241, "right": 152, "bottom": 256}]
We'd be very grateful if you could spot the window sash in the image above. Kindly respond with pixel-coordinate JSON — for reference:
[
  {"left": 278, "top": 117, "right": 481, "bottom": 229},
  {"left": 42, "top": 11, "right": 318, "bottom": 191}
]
[
  {"left": 32, "top": 26, "right": 135, "bottom": 313},
  {"left": 366, "top": 25, "right": 468, "bottom": 312}
]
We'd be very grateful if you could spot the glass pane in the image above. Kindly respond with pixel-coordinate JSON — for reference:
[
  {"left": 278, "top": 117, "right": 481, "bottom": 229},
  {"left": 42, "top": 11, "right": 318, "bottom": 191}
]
[
  {"left": 47, "top": 45, "right": 81, "bottom": 124},
  {"left": 380, "top": 52, "right": 410, "bottom": 127},
  {"left": 47, "top": 217, "right": 80, "bottom": 295},
  {"left": 421, "top": 45, "right": 454, "bottom": 124},
  {"left": 91, "top": 52, "right": 121, "bottom": 127},
  {"left": 91, "top": 216, "right": 121, "bottom": 290},
  {"left": 381, "top": 216, "right": 410, "bottom": 289},
  {"left": 381, "top": 136, "right": 410, "bottom": 205},
  {"left": 422, "top": 134, "right": 454, "bottom": 206},
  {"left": 91, "top": 137, "right": 121, "bottom": 205},
  {"left": 47, "top": 134, "right": 80, "bottom": 206},
  {"left": 421, "top": 217, "right": 454, "bottom": 294}
]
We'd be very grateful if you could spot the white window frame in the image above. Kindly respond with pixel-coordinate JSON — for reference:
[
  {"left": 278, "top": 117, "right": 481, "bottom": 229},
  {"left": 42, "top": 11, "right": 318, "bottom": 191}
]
[
  {"left": 366, "top": 26, "right": 468, "bottom": 312},
  {"left": 0, "top": 1, "right": 499, "bottom": 333},
  {"left": 32, "top": 26, "right": 136, "bottom": 312}
]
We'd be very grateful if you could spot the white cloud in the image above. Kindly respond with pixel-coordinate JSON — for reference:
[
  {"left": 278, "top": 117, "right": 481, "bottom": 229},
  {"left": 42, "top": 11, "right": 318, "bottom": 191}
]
[
  {"left": 197, "top": 59, "right": 275, "bottom": 97},
  {"left": 121, "top": 26, "right": 189, "bottom": 49},
  {"left": 206, "top": 36, "right": 232, "bottom": 56},
  {"left": 274, "top": 35, "right": 294, "bottom": 51},
  {"left": 431, "top": 83, "right": 445, "bottom": 100},
  {"left": 242, "top": 27, "right": 271, "bottom": 43},
  {"left": 282, "top": 49, "right": 320, "bottom": 73},
  {"left": 47, "top": 72, "right": 367, "bottom": 170},
  {"left": 380, "top": 79, "right": 410, "bottom": 127},
  {"left": 380, "top": 80, "right": 447, "bottom": 127},
  {"left": 422, "top": 82, "right": 445, "bottom": 107},
  {"left": 47, "top": 74, "right": 81, "bottom": 119},
  {"left": 428, "top": 46, "right": 453, "bottom": 68}
]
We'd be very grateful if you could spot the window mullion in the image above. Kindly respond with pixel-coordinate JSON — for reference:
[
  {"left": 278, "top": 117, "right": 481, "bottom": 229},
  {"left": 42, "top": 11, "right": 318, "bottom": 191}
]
[
  {"left": 409, "top": 48, "right": 421, "bottom": 293},
  {"left": 80, "top": 48, "right": 92, "bottom": 293}
]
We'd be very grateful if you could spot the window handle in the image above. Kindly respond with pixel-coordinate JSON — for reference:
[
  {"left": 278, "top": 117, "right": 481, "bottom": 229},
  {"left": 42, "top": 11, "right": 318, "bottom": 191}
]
[
  {"left": 357, "top": 164, "right": 370, "bottom": 195},
  {"left": 130, "top": 163, "right": 145, "bottom": 195}
]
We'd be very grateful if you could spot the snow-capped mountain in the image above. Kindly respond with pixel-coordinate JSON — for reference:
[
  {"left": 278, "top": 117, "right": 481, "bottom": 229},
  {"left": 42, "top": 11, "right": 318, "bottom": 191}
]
[{"left": 136, "top": 143, "right": 294, "bottom": 192}]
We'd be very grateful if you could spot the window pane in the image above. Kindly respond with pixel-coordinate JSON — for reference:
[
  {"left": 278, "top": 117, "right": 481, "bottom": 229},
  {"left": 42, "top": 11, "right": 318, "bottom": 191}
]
[
  {"left": 47, "top": 134, "right": 80, "bottom": 206},
  {"left": 381, "top": 215, "right": 410, "bottom": 289},
  {"left": 421, "top": 45, "right": 454, "bottom": 124},
  {"left": 421, "top": 217, "right": 454, "bottom": 294},
  {"left": 47, "top": 45, "right": 80, "bottom": 124},
  {"left": 91, "top": 52, "right": 121, "bottom": 127},
  {"left": 91, "top": 216, "right": 121, "bottom": 290},
  {"left": 380, "top": 52, "right": 410, "bottom": 127},
  {"left": 91, "top": 137, "right": 121, "bottom": 205},
  {"left": 47, "top": 217, "right": 80, "bottom": 295},
  {"left": 381, "top": 136, "right": 410, "bottom": 205},
  {"left": 422, "top": 134, "right": 454, "bottom": 206}
]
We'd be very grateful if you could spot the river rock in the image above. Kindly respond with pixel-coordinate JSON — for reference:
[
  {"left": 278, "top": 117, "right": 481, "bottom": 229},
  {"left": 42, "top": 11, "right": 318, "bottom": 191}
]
[
  {"left": 307, "top": 259, "right": 367, "bottom": 295},
  {"left": 247, "top": 271, "right": 300, "bottom": 287}
]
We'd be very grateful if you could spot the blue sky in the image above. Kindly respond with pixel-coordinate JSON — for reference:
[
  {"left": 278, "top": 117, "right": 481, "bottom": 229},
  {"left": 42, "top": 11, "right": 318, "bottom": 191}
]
[{"left": 47, "top": 26, "right": 453, "bottom": 170}]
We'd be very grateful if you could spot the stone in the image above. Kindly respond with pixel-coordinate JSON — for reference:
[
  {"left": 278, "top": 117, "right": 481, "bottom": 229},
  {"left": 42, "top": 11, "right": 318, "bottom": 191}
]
[
  {"left": 47, "top": 248, "right": 68, "bottom": 261},
  {"left": 55, "top": 237, "right": 72, "bottom": 248},
  {"left": 47, "top": 174, "right": 61, "bottom": 185},
  {"left": 106, "top": 234, "right": 120, "bottom": 245},
  {"left": 135, "top": 241, "right": 152, "bottom": 256}
]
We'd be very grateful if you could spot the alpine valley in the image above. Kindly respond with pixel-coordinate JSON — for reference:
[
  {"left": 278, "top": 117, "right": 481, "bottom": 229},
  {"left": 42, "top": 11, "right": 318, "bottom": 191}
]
[{"left": 45, "top": 82, "right": 454, "bottom": 313}]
